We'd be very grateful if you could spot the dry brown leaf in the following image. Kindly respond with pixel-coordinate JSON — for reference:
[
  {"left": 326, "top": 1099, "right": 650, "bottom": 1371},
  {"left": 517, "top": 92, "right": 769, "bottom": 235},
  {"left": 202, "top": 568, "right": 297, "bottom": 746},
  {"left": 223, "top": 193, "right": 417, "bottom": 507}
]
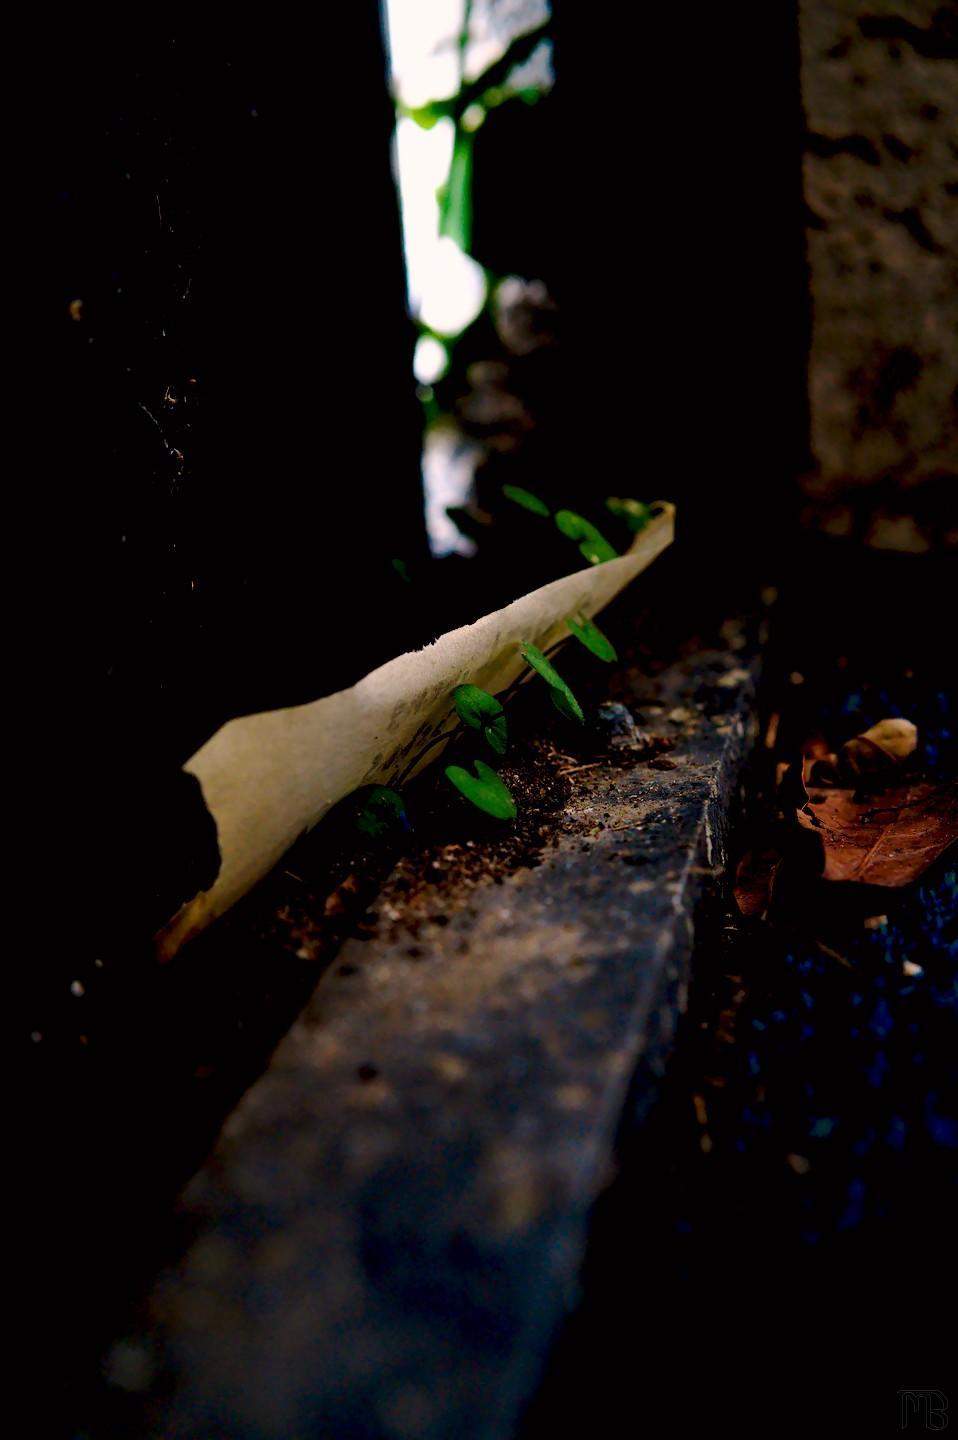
[
  {"left": 840, "top": 716, "right": 918, "bottom": 785},
  {"left": 795, "top": 779, "right": 958, "bottom": 888},
  {"left": 734, "top": 846, "right": 783, "bottom": 917},
  {"left": 763, "top": 710, "right": 780, "bottom": 751},
  {"left": 777, "top": 758, "right": 811, "bottom": 813},
  {"left": 805, "top": 753, "right": 840, "bottom": 788},
  {"left": 862, "top": 717, "right": 918, "bottom": 760},
  {"left": 801, "top": 732, "right": 833, "bottom": 762},
  {"left": 796, "top": 733, "right": 838, "bottom": 789}
]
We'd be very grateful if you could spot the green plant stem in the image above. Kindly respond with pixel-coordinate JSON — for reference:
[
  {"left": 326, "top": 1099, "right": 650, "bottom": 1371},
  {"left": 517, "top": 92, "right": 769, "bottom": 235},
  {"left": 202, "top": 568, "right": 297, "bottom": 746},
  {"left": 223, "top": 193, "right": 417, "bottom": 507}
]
[
  {"left": 495, "top": 643, "right": 565, "bottom": 709},
  {"left": 454, "top": 18, "right": 548, "bottom": 117},
  {"left": 405, "top": 19, "right": 550, "bottom": 126}
]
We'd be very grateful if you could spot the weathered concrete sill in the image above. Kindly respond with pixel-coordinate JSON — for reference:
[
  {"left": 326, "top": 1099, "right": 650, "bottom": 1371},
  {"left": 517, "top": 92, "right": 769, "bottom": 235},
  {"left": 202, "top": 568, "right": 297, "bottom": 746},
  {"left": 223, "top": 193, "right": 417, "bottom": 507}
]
[{"left": 88, "top": 631, "right": 759, "bottom": 1440}]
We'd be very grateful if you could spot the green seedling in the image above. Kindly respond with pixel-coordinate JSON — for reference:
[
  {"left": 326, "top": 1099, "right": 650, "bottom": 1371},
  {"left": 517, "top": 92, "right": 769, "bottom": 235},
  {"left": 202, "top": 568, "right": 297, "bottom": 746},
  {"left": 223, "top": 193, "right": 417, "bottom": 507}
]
[
  {"left": 502, "top": 484, "right": 550, "bottom": 517},
  {"left": 453, "top": 684, "right": 508, "bottom": 755},
  {"left": 438, "top": 129, "right": 473, "bottom": 252},
  {"left": 445, "top": 758, "right": 517, "bottom": 819},
  {"left": 566, "top": 612, "right": 617, "bottom": 662},
  {"left": 520, "top": 641, "right": 584, "bottom": 723},
  {"left": 605, "top": 496, "right": 652, "bottom": 533},
  {"left": 355, "top": 786, "right": 409, "bottom": 839},
  {"left": 554, "top": 509, "right": 618, "bottom": 565}
]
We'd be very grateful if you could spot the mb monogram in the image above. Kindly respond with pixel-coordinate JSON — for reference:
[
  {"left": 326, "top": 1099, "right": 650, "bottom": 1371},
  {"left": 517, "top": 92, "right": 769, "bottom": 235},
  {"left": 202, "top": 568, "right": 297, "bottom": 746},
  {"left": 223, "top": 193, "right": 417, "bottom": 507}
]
[{"left": 900, "top": 1391, "right": 949, "bottom": 1431}]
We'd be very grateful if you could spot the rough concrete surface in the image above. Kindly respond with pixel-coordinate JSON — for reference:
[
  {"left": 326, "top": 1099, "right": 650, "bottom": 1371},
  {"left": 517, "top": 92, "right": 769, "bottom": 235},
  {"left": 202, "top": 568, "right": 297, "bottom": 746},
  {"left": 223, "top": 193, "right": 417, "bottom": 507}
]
[
  {"left": 87, "top": 639, "right": 758, "bottom": 1440},
  {"left": 800, "top": 1, "right": 957, "bottom": 525}
]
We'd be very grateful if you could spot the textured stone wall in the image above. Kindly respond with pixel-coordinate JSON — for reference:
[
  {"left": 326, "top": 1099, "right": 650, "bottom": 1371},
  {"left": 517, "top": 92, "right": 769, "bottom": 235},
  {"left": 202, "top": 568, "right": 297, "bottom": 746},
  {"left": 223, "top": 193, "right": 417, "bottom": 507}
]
[{"left": 800, "top": 1, "right": 957, "bottom": 540}]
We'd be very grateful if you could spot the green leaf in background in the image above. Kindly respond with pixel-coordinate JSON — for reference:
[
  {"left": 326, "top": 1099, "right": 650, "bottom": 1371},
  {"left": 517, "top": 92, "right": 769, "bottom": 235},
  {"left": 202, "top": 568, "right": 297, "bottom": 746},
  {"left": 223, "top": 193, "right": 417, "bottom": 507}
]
[
  {"left": 355, "top": 786, "right": 409, "bottom": 839},
  {"left": 566, "top": 612, "right": 617, "bottom": 663},
  {"left": 554, "top": 509, "right": 619, "bottom": 565},
  {"left": 502, "top": 483, "right": 550, "bottom": 517},
  {"left": 438, "top": 130, "right": 474, "bottom": 254},
  {"left": 453, "top": 684, "right": 508, "bottom": 755},
  {"left": 445, "top": 759, "right": 517, "bottom": 819},
  {"left": 451, "top": 18, "right": 551, "bottom": 121},
  {"left": 520, "top": 641, "right": 585, "bottom": 723},
  {"left": 605, "top": 496, "right": 652, "bottom": 533},
  {"left": 391, "top": 557, "right": 412, "bottom": 584},
  {"left": 404, "top": 102, "right": 448, "bottom": 130}
]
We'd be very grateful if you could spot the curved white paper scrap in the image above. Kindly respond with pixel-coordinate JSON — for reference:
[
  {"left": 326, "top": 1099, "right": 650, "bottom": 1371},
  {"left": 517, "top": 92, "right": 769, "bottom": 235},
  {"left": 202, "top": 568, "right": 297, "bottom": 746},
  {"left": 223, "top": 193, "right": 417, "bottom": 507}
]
[{"left": 157, "top": 504, "right": 674, "bottom": 957}]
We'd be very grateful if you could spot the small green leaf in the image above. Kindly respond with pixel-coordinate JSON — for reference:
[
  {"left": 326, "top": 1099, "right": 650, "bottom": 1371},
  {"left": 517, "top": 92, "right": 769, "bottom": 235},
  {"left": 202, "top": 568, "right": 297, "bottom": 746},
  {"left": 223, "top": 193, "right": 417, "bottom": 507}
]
[
  {"left": 502, "top": 484, "right": 550, "bottom": 517},
  {"left": 566, "top": 612, "right": 617, "bottom": 663},
  {"left": 453, "top": 684, "right": 508, "bottom": 755},
  {"left": 445, "top": 759, "right": 517, "bottom": 819},
  {"left": 605, "top": 496, "right": 652, "bottom": 533},
  {"left": 438, "top": 130, "right": 473, "bottom": 253},
  {"left": 355, "top": 786, "right": 408, "bottom": 839},
  {"left": 391, "top": 557, "right": 412, "bottom": 584},
  {"left": 520, "top": 641, "right": 585, "bottom": 723},
  {"left": 403, "top": 102, "right": 448, "bottom": 130},
  {"left": 554, "top": 509, "right": 619, "bottom": 565}
]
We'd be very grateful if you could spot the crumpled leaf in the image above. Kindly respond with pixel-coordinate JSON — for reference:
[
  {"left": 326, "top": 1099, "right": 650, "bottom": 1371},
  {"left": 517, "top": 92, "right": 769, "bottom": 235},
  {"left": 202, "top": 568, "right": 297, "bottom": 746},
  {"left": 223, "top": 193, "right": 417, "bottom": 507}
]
[
  {"left": 796, "top": 736, "right": 842, "bottom": 792},
  {"left": 734, "top": 846, "right": 784, "bottom": 918},
  {"left": 777, "top": 756, "right": 812, "bottom": 814},
  {"left": 444, "top": 759, "right": 517, "bottom": 819},
  {"left": 840, "top": 716, "right": 918, "bottom": 785},
  {"left": 565, "top": 612, "right": 617, "bottom": 662},
  {"left": 554, "top": 509, "right": 619, "bottom": 565},
  {"left": 805, "top": 752, "right": 841, "bottom": 788},
  {"left": 452, "top": 683, "right": 508, "bottom": 755},
  {"left": 795, "top": 779, "right": 957, "bottom": 887},
  {"left": 520, "top": 641, "right": 584, "bottom": 723}
]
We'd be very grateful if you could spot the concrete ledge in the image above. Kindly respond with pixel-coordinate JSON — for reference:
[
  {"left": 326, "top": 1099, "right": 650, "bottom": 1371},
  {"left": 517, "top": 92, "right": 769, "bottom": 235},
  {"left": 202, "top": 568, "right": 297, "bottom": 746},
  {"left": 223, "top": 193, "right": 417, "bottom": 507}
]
[{"left": 89, "top": 634, "right": 758, "bottom": 1440}]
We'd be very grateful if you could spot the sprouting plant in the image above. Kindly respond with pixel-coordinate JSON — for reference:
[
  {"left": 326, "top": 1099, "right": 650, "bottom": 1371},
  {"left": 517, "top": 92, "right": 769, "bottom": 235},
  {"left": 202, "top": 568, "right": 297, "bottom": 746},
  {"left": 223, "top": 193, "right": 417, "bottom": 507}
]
[
  {"left": 351, "top": 523, "right": 639, "bottom": 832},
  {"left": 500, "top": 484, "right": 637, "bottom": 569},
  {"left": 444, "top": 758, "right": 517, "bottom": 819},
  {"left": 502, "top": 484, "right": 551, "bottom": 517},
  {"left": 554, "top": 510, "right": 618, "bottom": 565},
  {"left": 566, "top": 612, "right": 617, "bottom": 663},
  {"left": 453, "top": 684, "right": 508, "bottom": 755},
  {"left": 605, "top": 497, "right": 652, "bottom": 533},
  {"left": 520, "top": 641, "right": 584, "bottom": 723},
  {"left": 355, "top": 785, "right": 409, "bottom": 839}
]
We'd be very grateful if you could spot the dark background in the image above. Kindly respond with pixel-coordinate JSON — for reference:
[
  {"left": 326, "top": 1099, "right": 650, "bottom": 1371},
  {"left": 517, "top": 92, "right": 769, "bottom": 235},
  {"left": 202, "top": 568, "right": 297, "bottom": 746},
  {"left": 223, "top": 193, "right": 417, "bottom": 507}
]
[
  {"left": 18, "top": 6, "right": 953, "bottom": 1434},
  {"left": 16, "top": 6, "right": 811, "bottom": 971},
  {"left": 18, "top": 12, "right": 425, "bottom": 969}
]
